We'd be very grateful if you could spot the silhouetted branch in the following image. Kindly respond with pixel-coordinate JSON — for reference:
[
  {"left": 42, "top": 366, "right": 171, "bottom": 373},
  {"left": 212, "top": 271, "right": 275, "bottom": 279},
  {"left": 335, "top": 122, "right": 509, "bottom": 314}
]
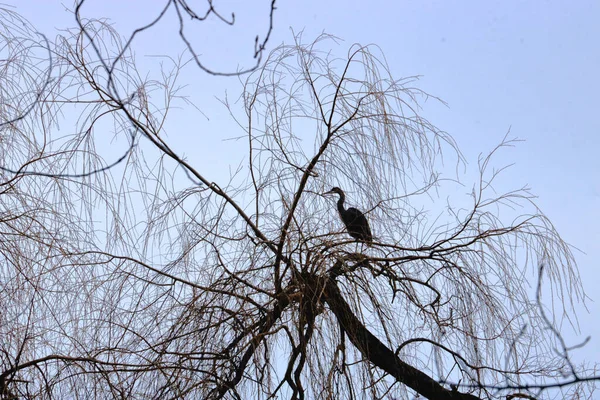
[
  {"left": 0, "top": 130, "right": 137, "bottom": 179},
  {"left": 75, "top": 0, "right": 277, "bottom": 77},
  {"left": 323, "top": 276, "right": 480, "bottom": 400}
]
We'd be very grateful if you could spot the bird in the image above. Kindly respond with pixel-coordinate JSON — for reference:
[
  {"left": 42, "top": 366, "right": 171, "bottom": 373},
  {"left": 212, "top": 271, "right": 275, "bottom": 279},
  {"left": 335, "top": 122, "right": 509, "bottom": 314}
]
[{"left": 324, "top": 187, "right": 373, "bottom": 244}]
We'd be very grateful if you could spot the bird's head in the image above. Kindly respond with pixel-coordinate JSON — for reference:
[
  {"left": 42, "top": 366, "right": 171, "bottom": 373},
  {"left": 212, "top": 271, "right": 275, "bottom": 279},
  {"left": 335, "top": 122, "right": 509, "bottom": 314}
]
[{"left": 323, "top": 187, "right": 344, "bottom": 196}]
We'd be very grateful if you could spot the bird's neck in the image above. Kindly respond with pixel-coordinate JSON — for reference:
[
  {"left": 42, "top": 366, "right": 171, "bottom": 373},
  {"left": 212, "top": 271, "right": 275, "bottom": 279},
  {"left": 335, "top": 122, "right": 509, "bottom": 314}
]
[{"left": 336, "top": 195, "right": 345, "bottom": 214}]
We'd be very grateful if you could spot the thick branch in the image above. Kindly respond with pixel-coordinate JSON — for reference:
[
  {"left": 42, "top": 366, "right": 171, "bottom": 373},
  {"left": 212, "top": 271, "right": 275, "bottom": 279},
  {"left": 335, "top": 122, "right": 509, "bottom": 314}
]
[
  {"left": 322, "top": 277, "right": 480, "bottom": 400},
  {"left": 212, "top": 295, "right": 290, "bottom": 399}
]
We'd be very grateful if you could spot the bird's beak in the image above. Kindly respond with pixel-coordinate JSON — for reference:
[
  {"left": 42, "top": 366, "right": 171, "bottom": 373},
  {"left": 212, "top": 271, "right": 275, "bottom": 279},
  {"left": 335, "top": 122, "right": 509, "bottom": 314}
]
[{"left": 323, "top": 190, "right": 333, "bottom": 196}]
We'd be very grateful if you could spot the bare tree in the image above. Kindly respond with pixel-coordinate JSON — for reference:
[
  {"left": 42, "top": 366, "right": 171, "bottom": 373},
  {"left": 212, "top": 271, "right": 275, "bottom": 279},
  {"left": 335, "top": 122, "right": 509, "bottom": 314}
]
[{"left": 0, "top": 7, "right": 598, "bottom": 400}]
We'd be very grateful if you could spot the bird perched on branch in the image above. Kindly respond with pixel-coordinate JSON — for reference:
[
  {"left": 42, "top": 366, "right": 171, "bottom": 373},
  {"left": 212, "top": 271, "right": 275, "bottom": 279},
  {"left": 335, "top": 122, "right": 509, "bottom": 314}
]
[{"left": 324, "top": 187, "right": 373, "bottom": 244}]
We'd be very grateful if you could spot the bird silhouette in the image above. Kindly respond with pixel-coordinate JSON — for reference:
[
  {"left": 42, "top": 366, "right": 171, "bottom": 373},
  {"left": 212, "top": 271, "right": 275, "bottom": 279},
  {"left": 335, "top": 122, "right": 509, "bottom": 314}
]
[{"left": 324, "top": 187, "right": 372, "bottom": 244}]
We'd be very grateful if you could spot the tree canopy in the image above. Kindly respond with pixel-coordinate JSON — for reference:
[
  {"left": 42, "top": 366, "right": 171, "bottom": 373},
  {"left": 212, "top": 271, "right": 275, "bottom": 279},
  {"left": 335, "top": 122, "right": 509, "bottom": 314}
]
[{"left": 0, "top": 3, "right": 597, "bottom": 399}]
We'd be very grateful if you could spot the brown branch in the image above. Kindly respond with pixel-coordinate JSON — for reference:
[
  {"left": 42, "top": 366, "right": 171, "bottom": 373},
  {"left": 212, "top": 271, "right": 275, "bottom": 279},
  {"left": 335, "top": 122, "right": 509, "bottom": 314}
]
[
  {"left": 322, "top": 276, "right": 481, "bottom": 400},
  {"left": 211, "top": 294, "right": 291, "bottom": 399}
]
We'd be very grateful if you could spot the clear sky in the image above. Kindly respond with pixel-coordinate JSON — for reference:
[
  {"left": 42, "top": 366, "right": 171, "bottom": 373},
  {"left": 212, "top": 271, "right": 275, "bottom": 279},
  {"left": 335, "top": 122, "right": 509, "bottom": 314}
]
[{"left": 6, "top": 0, "right": 599, "bottom": 373}]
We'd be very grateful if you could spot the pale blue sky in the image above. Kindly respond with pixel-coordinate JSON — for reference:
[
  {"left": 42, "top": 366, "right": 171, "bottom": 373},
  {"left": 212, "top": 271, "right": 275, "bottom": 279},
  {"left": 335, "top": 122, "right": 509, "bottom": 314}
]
[{"left": 7, "top": 0, "right": 599, "bottom": 373}]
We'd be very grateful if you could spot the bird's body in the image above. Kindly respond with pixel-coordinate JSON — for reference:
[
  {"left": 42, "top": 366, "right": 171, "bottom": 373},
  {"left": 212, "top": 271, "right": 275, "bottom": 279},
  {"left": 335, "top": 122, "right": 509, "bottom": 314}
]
[{"left": 325, "top": 187, "right": 373, "bottom": 244}]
